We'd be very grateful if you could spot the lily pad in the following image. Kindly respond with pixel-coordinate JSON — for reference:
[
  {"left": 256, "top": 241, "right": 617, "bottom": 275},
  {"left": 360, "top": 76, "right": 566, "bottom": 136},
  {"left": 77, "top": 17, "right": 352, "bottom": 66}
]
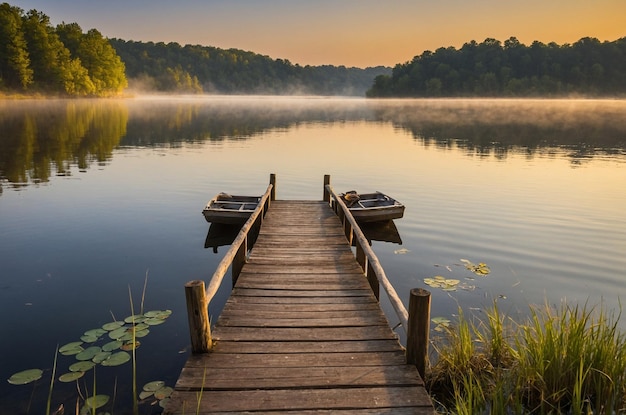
[
  {"left": 7, "top": 369, "right": 43, "bottom": 385},
  {"left": 134, "top": 323, "right": 150, "bottom": 331},
  {"left": 460, "top": 259, "right": 491, "bottom": 276},
  {"left": 59, "top": 371, "right": 85, "bottom": 382},
  {"left": 80, "top": 334, "right": 100, "bottom": 343},
  {"left": 431, "top": 316, "right": 452, "bottom": 332},
  {"left": 154, "top": 386, "right": 173, "bottom": 400},
  {"left": 124, "top": 314, "right": 145, "bottom": 323},
  {"left": 139, "top": 390, "right": 153, "bottom": 400},
  {"left": 121, "top": 341, "right": 141, "bottom": 351},
  {"left": 424, "top": 276, "right": 461, "bottom": 291},
  {"left": 84, "top": 328, "right": 107, "bottom": 338},
  {"left": 59, "top": 342, "right": 84, "bottom": 356},
  {"left": 92, "top": 351, "right": 112, "bottom": 364},
  {"left": 144, "top": 310, "right": 172, "bottom": 319},
  {"left": 100, "top": 351, "right": 130, "bottom": 367},
  {"left": 75, "top": 346, "right": 101, "bottom": 361},
  {"left": 118, "top": 332, "right": 135, "bottom": 341},
  {"left": 108, "top": 327, "right": 128, "bottom": 340},
  {"left": 101, "top": 340, "right": 123, "bottom": 352},
  {"left": 144, "top": 318, "right": 166, "bottom": 326},
  {"left": 59, "top": 341, "right": 83, "bottom": 353},
  {"left": 134, "top": 329, "right": 150, "bottom": 338},
  {"left": 84, "top": 394, "right": 110, "bottom": 409},
  {"left": 102, "top": 321, "right": 125, "bottom": 331},
  {"left": 69, "top": 361, "right": 95, "bottom": 372},
  {"left": 143, "top": 380, "right": 165, "bottom": 392}
]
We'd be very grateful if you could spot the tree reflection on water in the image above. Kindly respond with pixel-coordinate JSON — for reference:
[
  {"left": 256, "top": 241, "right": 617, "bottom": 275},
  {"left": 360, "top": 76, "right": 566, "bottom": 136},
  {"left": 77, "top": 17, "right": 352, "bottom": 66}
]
[{"left": 1, "top": 97, "right": 625, "bottom": 191}]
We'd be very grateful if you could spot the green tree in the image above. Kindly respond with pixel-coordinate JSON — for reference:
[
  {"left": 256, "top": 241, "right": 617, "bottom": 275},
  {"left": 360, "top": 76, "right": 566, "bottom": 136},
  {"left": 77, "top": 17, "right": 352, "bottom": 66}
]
[
  {"left": 59, "top": 25, "right": 127, "bottom": 96},
  {"left": 0, "top": 2, "right": 32, "bottom": 89},
  {"left": 22, "top": 9, "right": 74, "bottom": 92},
  {"left": 367, "top": 36, "right": 626, "bottom": 97}
]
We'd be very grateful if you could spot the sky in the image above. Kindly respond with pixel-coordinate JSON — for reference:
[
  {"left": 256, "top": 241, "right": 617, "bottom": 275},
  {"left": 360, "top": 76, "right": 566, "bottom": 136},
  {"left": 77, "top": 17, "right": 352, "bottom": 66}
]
[{"left": 9, "top": 0, "right": 626, "bottom": 68}]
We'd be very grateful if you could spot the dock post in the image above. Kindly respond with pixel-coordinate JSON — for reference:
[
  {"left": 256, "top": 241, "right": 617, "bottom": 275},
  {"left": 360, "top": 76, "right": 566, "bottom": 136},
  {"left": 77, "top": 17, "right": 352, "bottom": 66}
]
[
  {"left": 270, "top": 173, "right": 276, "bottom": 201},
  {"left": 406, "top": 288, "right": 431, "bottom": 380},
  {"left": 323, "top": 174, "right": 330, "bottom": 203},
  {"left": 232, "top": 236, "right": 247, "bottom": 286},
  {"left": 356, "top": 243, "right": 367, "bottom": 271},
  {"left": 366, "top": 263, "right": 380, "bottom": 300},
  {"left": 184, "top": 280, "right": 212, "bottom": 353},
  {"left": 323, "top": 174, "right": 331, "bottom": 202}
]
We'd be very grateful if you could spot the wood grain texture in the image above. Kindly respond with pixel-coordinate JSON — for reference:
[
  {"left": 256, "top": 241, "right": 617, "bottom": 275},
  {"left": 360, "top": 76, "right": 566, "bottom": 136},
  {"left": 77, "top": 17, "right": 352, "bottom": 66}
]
[{"left": 164, "top": 201, "right": 434, "bottom": 414}]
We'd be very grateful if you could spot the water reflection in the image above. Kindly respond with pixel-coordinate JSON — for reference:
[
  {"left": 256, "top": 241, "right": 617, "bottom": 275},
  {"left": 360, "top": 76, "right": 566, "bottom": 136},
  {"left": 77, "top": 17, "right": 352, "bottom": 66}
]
[
  {"left": 0, "top": 100, "right": 128, "bottom": 188},
  {"left": 204, "top": 221, "right": 261, "bottom": 254},
  {"left": 204, "top": 223, "right": 241, "bottom": 253},
  {"left": 1, "top": 98, "right": 625, "bottom": 191},
  {"left": 370, "top": 99, "right": 626, "bottom": 162},
  {"left": 358, "top": 220, "right": 403, "bottom": 246}
]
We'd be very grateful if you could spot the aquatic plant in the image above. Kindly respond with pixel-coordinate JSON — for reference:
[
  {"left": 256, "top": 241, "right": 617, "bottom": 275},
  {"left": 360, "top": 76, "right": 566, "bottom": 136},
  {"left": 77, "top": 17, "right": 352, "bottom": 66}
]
[
  {"left": 7, "top": 299, "right": 173, "bottom": 413},
  {"left": 428, "top": 300, "right": 626, "bottom": 414}
]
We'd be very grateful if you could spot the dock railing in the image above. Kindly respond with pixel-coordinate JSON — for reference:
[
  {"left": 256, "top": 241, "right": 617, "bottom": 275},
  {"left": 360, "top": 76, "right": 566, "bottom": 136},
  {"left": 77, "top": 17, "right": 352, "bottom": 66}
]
[
  {"left": 184, "top": 174, "right": 276, "bottom": 354},
  {"left": 323, "top": 174, "right": 431, "bottom": 378}
]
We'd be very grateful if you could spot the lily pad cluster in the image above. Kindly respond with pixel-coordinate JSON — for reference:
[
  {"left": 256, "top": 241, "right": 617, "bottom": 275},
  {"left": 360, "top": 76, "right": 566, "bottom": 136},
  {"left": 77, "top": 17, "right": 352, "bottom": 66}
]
[
  {"left": 7, "top": 309, "right": 172, "bottom": 387},
  {"left": 431, "top": 316, "right": 452, "bottom": 332},
  {"left": 460, "top": 258, "right": 491, "bottom": 276},
  {"left": 423, "top": 276, "right": 460, "bottom": 291},
  {"left": 423, "top": 259, "right": 491, "bottom": 292},
  {"left": 139, "top": 380, "right": 174, "bottom": 409}
]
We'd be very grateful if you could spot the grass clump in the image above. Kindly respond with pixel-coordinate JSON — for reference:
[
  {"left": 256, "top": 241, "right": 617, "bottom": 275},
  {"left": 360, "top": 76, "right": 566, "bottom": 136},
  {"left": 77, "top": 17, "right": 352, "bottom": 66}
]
[{"left": 427, "top": 300, "right": 626, "bottom": 414}]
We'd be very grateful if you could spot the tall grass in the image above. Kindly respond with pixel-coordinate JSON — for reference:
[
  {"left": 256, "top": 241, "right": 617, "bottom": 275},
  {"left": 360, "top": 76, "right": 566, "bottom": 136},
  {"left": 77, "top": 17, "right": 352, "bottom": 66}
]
[{"left": 427, "top": 300, "right": 626, "bottom": 414}]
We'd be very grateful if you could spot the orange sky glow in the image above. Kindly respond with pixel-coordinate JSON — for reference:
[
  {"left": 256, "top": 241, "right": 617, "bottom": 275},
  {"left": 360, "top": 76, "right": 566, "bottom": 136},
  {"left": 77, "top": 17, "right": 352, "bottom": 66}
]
[{"left": 10, "top": 0, "right": 626, "bottom": 68}]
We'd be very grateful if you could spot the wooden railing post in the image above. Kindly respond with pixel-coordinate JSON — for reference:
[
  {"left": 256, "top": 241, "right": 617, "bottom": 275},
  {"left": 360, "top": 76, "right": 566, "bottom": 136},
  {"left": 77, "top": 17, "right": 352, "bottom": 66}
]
[
  {"left": 323, "top": 174, "right": 331, "bottom": 202},
  {"left": 184, "top": 280, "right": 212, "bottom": 353},
  {"left": 232, "top": 235, "right": 247, "bottom": 286},
  {"left": 356, "top": 243, "right": 367, "bottom": 271},
  {"left": 270, "top": 173, "right": 276, "bottom": 201},
  {"left": 406, "top": 288, "right": 431, "bottom": 380},
  {"left": 366, "top": 262, "right": 380, "bottom": 300}
]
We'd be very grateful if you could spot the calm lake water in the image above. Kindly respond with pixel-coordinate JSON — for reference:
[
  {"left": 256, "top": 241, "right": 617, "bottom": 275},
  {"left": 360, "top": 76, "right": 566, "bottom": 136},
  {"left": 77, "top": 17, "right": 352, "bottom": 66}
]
[{"left": 1, "top": 96, "right": 625, "bottom": 413}]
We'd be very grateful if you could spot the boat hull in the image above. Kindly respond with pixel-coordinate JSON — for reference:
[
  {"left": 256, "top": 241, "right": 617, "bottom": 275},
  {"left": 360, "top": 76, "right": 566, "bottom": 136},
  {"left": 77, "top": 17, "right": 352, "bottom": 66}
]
[
  {"left": 350, "top": 205, "right": 405, "bottom": 222},
  {"left": 341, "top": 191, "right": 405, "bottom": 223},
  {"left": 202, "top": 194, "right": 260, "bottom": 224}
]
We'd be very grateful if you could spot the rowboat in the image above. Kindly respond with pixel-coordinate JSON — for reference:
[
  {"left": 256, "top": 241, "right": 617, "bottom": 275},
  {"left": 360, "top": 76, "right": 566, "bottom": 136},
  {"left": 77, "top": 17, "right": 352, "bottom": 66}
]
[
  {"left": 340, "top": 191, "right": 405, "bottom": 222},
  {"left": 202, "top": 193, "right": 260, "bottom": 224}
]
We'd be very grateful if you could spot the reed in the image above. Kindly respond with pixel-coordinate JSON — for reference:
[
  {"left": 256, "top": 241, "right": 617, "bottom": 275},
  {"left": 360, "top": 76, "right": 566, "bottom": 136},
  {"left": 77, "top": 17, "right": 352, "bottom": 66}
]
[
  {"left": 46, "top": 345, "right": 59, "bottom": 415},
  {"left": 427, "top": 300, "right": 626, "bottom": 414}
]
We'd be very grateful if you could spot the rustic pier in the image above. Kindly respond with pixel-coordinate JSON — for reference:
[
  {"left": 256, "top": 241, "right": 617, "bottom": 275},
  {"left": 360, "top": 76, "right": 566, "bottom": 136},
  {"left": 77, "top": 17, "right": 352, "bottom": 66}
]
[{"left": 164, "top": 175, "right": 434, "bottom": 414}]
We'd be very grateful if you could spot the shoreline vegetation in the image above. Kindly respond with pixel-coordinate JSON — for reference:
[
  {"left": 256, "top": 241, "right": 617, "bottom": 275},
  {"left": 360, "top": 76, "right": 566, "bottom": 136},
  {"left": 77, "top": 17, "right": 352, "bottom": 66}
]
[
  {"left": 367, "top": 37, "right": 626, "bottom": 98},
  {"left": 428, "top": 301, "right": 626, "bottom": 413},
  {"left": 2, "top": 2, "right": 624, "bottom": 99}
]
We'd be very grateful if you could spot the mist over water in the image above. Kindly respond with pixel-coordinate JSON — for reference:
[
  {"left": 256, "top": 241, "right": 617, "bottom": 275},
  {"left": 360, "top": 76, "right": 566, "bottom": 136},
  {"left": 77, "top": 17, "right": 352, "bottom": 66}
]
[{"left": 0, "top": 96, "right": 625, "bottom": 414}]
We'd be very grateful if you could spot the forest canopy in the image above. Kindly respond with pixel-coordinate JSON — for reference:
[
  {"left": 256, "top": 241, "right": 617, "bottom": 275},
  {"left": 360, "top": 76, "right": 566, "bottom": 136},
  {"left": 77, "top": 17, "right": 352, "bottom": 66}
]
[
  {"left": 0, "top": 3, "right": 127, "bottom": 96},
  {"left": 367, "top": 36, "right": 626, "bottom": 97},
  {"left": 2, "top": 1, "right": 624, "bottom": 98},
  {"left": 108, "top": 39, "right": 389, "bottom": 96}
]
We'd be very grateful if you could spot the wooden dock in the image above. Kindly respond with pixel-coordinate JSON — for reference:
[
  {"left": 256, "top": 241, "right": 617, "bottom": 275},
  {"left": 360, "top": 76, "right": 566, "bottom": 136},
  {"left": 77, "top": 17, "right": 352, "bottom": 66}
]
[{"left": 164, "top": 182, "right": 435, "bottom": 413}]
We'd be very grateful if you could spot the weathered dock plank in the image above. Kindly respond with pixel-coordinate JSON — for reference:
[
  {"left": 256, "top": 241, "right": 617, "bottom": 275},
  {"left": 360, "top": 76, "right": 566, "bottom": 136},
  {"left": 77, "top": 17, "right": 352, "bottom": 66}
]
[{"left": 164, "top": 200, "right": 434, "bottom": 414}]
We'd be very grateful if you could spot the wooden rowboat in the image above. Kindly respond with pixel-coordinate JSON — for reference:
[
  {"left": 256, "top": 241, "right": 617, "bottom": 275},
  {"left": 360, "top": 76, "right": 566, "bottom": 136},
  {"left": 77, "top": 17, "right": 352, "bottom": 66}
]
[
  {"left": 202, "top": 193, "right": 261, "bottom": 224},
  {"left": 340, "top": 191, "right": 405, "bottom": 223}
]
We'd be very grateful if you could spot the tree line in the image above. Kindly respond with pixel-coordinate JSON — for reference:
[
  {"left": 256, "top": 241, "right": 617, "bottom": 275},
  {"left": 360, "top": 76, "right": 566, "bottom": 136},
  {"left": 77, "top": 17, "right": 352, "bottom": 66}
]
[
  {"left": 367, "top": 36, "right": 626, "bottom": 97},
  {"left": 0, "top": 3, "right": 127, "bottom": 96},
  {"left": 3, "top": 0, "right": 624, "bottom": 98},
  {"left": 0, "top": 0, "right": 389, "bottom": 97},
  {"left": 108, "top": 39, "right": 389, "bottom": 96}
]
